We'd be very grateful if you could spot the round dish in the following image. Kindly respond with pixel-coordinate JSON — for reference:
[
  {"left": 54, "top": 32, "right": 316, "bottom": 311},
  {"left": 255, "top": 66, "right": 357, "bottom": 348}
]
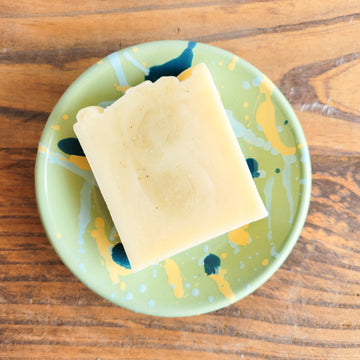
[{"left": 35, "top": 40, "right": 311, "bottom": 317}]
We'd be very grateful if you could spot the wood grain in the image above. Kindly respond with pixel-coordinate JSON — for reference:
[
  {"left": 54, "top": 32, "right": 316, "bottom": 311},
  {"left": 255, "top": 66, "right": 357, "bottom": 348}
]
[{"left": 1, "top": 1, "right": 359, "bottom": 359}]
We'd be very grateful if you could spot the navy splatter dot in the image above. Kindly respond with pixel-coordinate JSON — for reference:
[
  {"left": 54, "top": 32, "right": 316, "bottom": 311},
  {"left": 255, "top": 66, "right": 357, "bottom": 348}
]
[
  {"left": 58, "top": 137, "right": 85, "bottom": 156},
  {"left": 204, "top": 253, "right": 221, "bottom": 275},
  {"left": 284, "top": 120, "right": 289, "bottom": 125},
  {"left": 246, "top": 158, "right": 260, "bottom": 178},
  {"left": 112, "top": 243, "right": 131, "bottom": 269},
  {"left": 145, "top": 42, "right": 197, "bottom": 82}
]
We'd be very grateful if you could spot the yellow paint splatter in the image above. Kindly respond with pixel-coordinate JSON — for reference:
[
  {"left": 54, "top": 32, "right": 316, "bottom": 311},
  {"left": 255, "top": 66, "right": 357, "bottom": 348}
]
[
  {"left": 228, "top": 225, "right": 249, "bottom": 246},
  {"left": 142, "top": 62, "right": 147, "bottom": 67},
  {"left": 51, "top": 125, "right": 60, "bottom": 131},
  {"left": 91, "top": 217, "right": 132, "bottom": 284},
  {"left": 120, "top": 281, "right": 126, "bottom": 290},
  {"left": 38, "top": 145, "right": 47, "bottom": 154},
  {"left": 133, "top": 46, "right": 138, "bottom": 52},
  {"left": 97, "top": 60, "right": 103, "bottom": 65},
  {"left": 297, "top": 143, "right": 303, "bottom": 149},
  {"left": 113, "top": 83, "right": 123, "bottom": 92},
  {"left": 66, "top": 155, "right": 91, "bottom": 170},
  {"left": 221, "top": 253, "right": 227, "bottom": 259},
  {"left": 209, "top": 269, "right": 235, "bottom": 302},
  {"left": 38, "top": 144, "right": 91, "bottom": 171},
  {"left": 218, "top": 61, "right": 223, "bottom": 66},
  {"left": 228, "top": 56, "right": 239, "bottom": 71},
  {"left": 62, "top": 114, "right": 68, "bottom": 120},
  {"left": 122, "top": 86, "right": 130, "bottom": 93},
  {"left": 256, "top": 77, "right": 296, "bottom": 156},
  {"left": 243, "top": 101, "right": 248, "bottom": 108},
  {"left": 56, "top": 233, "right": 61, "bottom": 238},
  {"left": 262, "top": 259, "right": 269, "bottom": 266},
  {"left": 163, "top": 259, "right": 184, "bottom": 298},
  {"left": 244, "top": 115, "right": 249, "bottom": 121}
]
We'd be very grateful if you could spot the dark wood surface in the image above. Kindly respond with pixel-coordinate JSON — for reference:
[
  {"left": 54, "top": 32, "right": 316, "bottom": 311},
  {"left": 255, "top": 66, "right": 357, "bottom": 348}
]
[{"left": 1, "top": 1, "right": 359, "bottom": 359}]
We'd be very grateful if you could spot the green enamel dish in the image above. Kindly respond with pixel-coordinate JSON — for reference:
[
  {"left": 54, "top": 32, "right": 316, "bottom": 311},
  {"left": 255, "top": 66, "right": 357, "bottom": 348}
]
[{"left": 35, "top": 40, "right": 311, "bottom": 317}]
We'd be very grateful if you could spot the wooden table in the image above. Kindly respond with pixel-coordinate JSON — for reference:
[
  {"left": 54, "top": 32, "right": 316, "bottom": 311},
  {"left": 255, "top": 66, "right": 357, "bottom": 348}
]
[{"left": 1, "top": 1, "right": 359, "bottom": 359}]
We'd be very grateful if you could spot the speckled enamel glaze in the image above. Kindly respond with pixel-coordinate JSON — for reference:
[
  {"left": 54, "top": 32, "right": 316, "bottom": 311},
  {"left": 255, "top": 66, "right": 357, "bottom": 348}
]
[{"left": 35, "top": 41, "right": 311, "bottom": 317}]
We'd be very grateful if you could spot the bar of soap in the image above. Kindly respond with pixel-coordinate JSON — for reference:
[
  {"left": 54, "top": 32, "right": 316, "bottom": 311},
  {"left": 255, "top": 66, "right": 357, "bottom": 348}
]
[{"left": 74, "top": 63, "right": 267, "bottom": 272}]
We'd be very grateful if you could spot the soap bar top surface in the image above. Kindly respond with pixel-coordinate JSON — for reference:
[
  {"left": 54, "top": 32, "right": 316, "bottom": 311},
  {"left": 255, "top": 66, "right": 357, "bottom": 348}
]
[{"left": 74, "top": 63, "right": 267, "bottom": 272}]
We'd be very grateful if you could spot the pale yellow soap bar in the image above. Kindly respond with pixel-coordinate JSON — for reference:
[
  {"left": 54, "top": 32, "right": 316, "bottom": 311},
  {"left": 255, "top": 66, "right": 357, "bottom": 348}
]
[{"left": 74, "top": 63, "right": 267, "bottom": 272}]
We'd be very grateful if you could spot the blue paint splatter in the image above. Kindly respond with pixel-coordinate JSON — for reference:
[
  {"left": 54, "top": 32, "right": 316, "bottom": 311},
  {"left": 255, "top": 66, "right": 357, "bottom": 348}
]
[
  {"left": 226, "top": 110, "right": 273, "bottom": 153},
  {"left": 109, "top": 226, "right": 118, "bottom": 241},
  {"left": 197, "top": 256, "right": 205, "bottom": 266},
  {"left": 78, "top": 263, "right": 86, "bottom": 272},
  {"left": 125, "top": 292, "right": 133, "bottom": 300},
  {"left": 242, "top": 80, "right": 251, "bottom": 89},
  {"left": 204, "top": 253, "right": 221, "bottom": 275},
  {"left": 107, "top": 52, "right": 129, "bottom": 89},
  {"left": 138, "top": 284, "right": 147, "bottom": 293},
  {"left": 246, "top": 158, "right": 260, "bottom": 178},
  {"left": 300, "top": 148, "right": 310, "bottom": 163},
  {"left": 271, "top": 246, "right": 280, "bottom": 258},
  {"left": 58, "top": 138, "right": 85, "bottom": 156},
  {"left": 275, "top": 168, "right": 281, "bottom": 174},
  {"left": 111, "top": 242, "right": 131, "bottom": 269},
  {"left": 192, "top": 288, "right": 200, "bottom": 297},
  {"left": 252, "top": 76, "right": 262, "bottom": 87},
  {"left": 227, "top": 109, "right": 242, "bottom": 138},
  {"left": 98, "top": 100, "right": 115, "bottom": 108},
  {"left": 78, "top": 181, "right": 92, "bottom": 247},
  {"left": 123, "top": 51, "right": 150, "bottom": 75},
  {"left": 208, "top": 296, "right": 214, "bottom": 303},
  {"left": 282, "top": 154, "right": 297, "bottom": 224},
  {"left": 39, "top": 143, "right": 96, "bottom": 184},
  {"left": 148, "top": 299, "right": 155, "bottom": 307},
  {"left": 263, "top": 176, "right": 275, "bottom": 241},
  {"left": 145, "top": 41, "right": 197, "bottom": 82}
]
